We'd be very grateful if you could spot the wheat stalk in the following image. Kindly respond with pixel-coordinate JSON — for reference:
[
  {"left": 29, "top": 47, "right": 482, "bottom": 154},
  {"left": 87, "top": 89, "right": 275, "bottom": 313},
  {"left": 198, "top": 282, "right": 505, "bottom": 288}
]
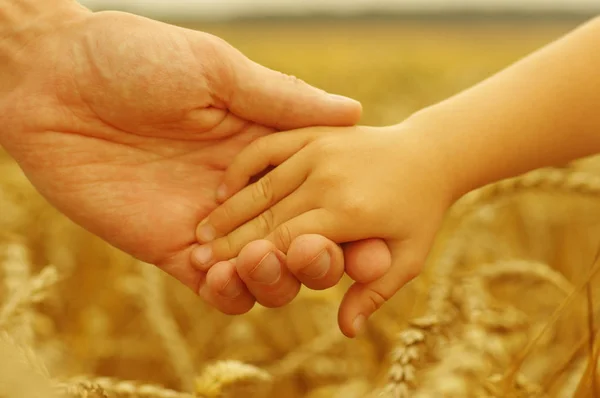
[
  {"left": 194, "top": 360, "right": 272, "bottom": 398},
  {"left": 0, "top": 265, "right": 59, "bottom": 329},
  {"left": 0, "top": 331, "right": 58, "bottom": 398},
  {"left": 269, "top": 328, "right": 344, "bottom": 377},
  {"left": 58, "top": 376, "right": 197, "bottom": 398},
  {"left": 138, "top": 263, "right": 195, "bottom": 392},
  {"left": 0, "top": 236, "right": 35, "bottom": 344}
]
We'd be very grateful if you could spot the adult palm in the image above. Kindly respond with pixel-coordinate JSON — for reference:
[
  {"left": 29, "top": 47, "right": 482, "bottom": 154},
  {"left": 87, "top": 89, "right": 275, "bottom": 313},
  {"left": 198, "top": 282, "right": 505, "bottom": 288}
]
[{"left": 0, "top": 10, "right": 361, "bottom": 292}]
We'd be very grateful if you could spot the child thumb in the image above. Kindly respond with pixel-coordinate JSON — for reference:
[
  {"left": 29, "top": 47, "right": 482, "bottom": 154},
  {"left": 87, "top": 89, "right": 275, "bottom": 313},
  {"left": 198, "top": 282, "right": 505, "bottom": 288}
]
[{"left": 337, "top": 240, "right": 425, "bottom": 338}]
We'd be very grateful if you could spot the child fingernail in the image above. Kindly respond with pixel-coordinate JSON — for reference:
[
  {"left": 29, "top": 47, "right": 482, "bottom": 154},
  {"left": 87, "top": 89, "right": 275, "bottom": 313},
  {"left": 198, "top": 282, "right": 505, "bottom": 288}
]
[
  {"left": 192, "top": 246, "right": 213, "bottom": 268},
  {"left": 197, "top": 223, "right": 216, "bottom": 242},
  {"left": 302, "top": 250, "right": 330, "bottom": 279},
  {"left": 216, "top": 184, "right": 228, "bottom": 201},
  {"left": 353, "top": 314, "right": 366, "bottom": 336}
]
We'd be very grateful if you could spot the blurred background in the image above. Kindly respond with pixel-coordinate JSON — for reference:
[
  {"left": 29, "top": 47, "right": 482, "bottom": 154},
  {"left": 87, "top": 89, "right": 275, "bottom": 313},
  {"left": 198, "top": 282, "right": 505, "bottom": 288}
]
[{"left": 75, "top": 0, "right": 600, "bottom": 125}]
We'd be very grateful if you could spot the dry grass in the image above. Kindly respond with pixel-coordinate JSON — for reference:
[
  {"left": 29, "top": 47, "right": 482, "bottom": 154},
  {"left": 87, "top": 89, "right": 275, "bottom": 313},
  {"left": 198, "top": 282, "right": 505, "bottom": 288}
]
[{"left": 1, "top": 18, "right": 599, "bottom": 397}]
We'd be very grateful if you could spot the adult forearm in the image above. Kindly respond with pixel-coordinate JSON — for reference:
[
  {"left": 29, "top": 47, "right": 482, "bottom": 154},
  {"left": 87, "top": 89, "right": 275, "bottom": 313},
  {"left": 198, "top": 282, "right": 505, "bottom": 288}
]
[
  {"left": 408, "top": 16, "right": 600, "bottom": 201},
  {"left": 0, "top": 0, "right": 90, "bottom": 149},
  {"left": 0, "top": 0, "right": 88, "bottom": 63}
]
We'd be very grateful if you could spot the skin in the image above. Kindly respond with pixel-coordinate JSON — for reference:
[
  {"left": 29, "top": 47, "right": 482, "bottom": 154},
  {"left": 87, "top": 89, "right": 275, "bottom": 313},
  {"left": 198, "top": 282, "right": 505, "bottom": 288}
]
[
  {"left": 0, "top": 0, "right": 392, "bottom": 317},
  {"left": 193, "top": 16, "right": 600, "bottom": 337}
]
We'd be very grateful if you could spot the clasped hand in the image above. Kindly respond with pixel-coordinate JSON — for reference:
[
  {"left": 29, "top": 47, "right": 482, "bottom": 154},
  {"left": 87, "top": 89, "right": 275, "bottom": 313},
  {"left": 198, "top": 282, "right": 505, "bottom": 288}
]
[
  {"left": 193, "top": 125, "right": 453, "bottom": 336},
  {"left": 0, "top": 7, "right": 392, "bottom": 337}
]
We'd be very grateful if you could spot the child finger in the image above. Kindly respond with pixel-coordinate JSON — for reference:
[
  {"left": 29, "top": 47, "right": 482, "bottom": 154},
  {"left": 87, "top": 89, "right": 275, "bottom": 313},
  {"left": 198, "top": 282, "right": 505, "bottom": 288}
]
[
  {"left": 264, "top": 209, "right": 356, "bottom": 253},
  {"left": 218, "top": 131, "right": 320, "bottom": 202},
  {"left": 192, "top": 186, "right": 313, "bottom": 270},
  {"left": 343, "top": 238, "right": 392, "bottom": 284},
  {"left": 196, "top": 154, "right": 310, "bottom": 244}
]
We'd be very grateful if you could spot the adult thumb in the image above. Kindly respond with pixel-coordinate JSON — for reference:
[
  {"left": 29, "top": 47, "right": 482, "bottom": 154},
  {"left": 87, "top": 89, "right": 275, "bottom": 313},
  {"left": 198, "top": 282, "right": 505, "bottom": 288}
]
[{"left": 221, "top": 51, "right": 362, "bottom": 129}]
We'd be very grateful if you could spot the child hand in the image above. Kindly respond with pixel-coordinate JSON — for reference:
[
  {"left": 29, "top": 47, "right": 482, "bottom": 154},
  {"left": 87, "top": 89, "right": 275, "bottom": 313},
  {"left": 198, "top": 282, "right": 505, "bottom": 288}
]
[{"left": 192, "top": 124, "right": 455, "bottom": 336}]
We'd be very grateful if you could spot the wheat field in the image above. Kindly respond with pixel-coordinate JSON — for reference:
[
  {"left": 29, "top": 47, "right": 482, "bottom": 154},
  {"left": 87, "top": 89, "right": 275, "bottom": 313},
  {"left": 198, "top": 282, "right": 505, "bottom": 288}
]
[{"left": 2, "top": 18, "right": 600, "bottom": 398}]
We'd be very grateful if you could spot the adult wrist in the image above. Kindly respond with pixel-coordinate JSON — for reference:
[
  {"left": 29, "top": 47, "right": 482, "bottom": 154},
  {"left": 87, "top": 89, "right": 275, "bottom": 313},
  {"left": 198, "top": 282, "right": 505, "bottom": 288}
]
[
  {"left": 0, "top": 0, "right": 90, "bottom": 64},
  {"left": 0, "top": 1, "right": 91, "bottom": 149}
]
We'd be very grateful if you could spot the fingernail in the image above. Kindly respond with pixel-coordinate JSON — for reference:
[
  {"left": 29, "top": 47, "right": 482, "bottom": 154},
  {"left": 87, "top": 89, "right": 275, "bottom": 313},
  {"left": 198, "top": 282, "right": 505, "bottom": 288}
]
[
  {"left": 301, "top": 250, "right": 330, "bottom": 279},
  {"left": 192, "top": 246, "right": 213, "bottom": 267},
  {"left": 220, "top": 277, "right": 241, "bottom": 298},
  {"left": 249, "top": 252, "right": 281, "bottom": 284},
  {"left": 353, "top": 314, "right": 366, "bottom": 336},
  {"left": 197, "top": 222, "right": 216, "bottom": 242},
  {"left": 216, "top": 184, "right": 228, "bottom": 202}
]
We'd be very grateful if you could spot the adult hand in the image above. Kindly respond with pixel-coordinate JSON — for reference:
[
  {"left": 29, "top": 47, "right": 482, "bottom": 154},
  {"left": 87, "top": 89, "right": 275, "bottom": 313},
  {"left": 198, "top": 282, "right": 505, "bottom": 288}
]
[{"left": 0, "top": 2, "right": 392, "bottom": 316}]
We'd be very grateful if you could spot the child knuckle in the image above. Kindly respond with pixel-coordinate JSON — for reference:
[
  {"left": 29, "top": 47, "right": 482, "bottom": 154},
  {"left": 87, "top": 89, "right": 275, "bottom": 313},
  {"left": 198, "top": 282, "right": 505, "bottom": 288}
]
[
  {"left": 338, "top": 194, "right": 372, "bottom": 219},
  {"left": 364, "top": 289, "right": 388, "bottom": 312},
  {"left": 311, "top": 137, "right": 337, "bottom": 156},
  {"left": 312, "top": 168, "right": 344, "bottom": 191},
  {"left": 250, "top": 136, "right": 270, "bottom": 154},
  {"left": 256, "top": 208, "right": 275, "bottom": 234},
  {"left": 221, "top": 234, "right": 237, "bottom": 258},
  {"left": 253, "top": 175, "right": 274, "bottom": 204},
  {"left": 272, "top": 224, "right": 293, "bottom": 251},
  {"left": 214, "top": 203, "right": 235, "bottom": 227}
]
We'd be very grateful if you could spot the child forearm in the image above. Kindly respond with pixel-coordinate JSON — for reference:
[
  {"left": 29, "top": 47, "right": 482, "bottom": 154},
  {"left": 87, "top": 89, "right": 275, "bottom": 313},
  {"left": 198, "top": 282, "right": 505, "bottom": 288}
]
[{"left": 406, "top": 16, "right": 600, "bottom": 201}]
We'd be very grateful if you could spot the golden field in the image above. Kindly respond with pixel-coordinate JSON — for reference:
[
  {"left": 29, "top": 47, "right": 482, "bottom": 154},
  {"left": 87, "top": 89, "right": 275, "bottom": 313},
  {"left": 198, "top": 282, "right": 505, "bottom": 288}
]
[{"left": 2, "top": 18, "right": 600, "bottom": 397}]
